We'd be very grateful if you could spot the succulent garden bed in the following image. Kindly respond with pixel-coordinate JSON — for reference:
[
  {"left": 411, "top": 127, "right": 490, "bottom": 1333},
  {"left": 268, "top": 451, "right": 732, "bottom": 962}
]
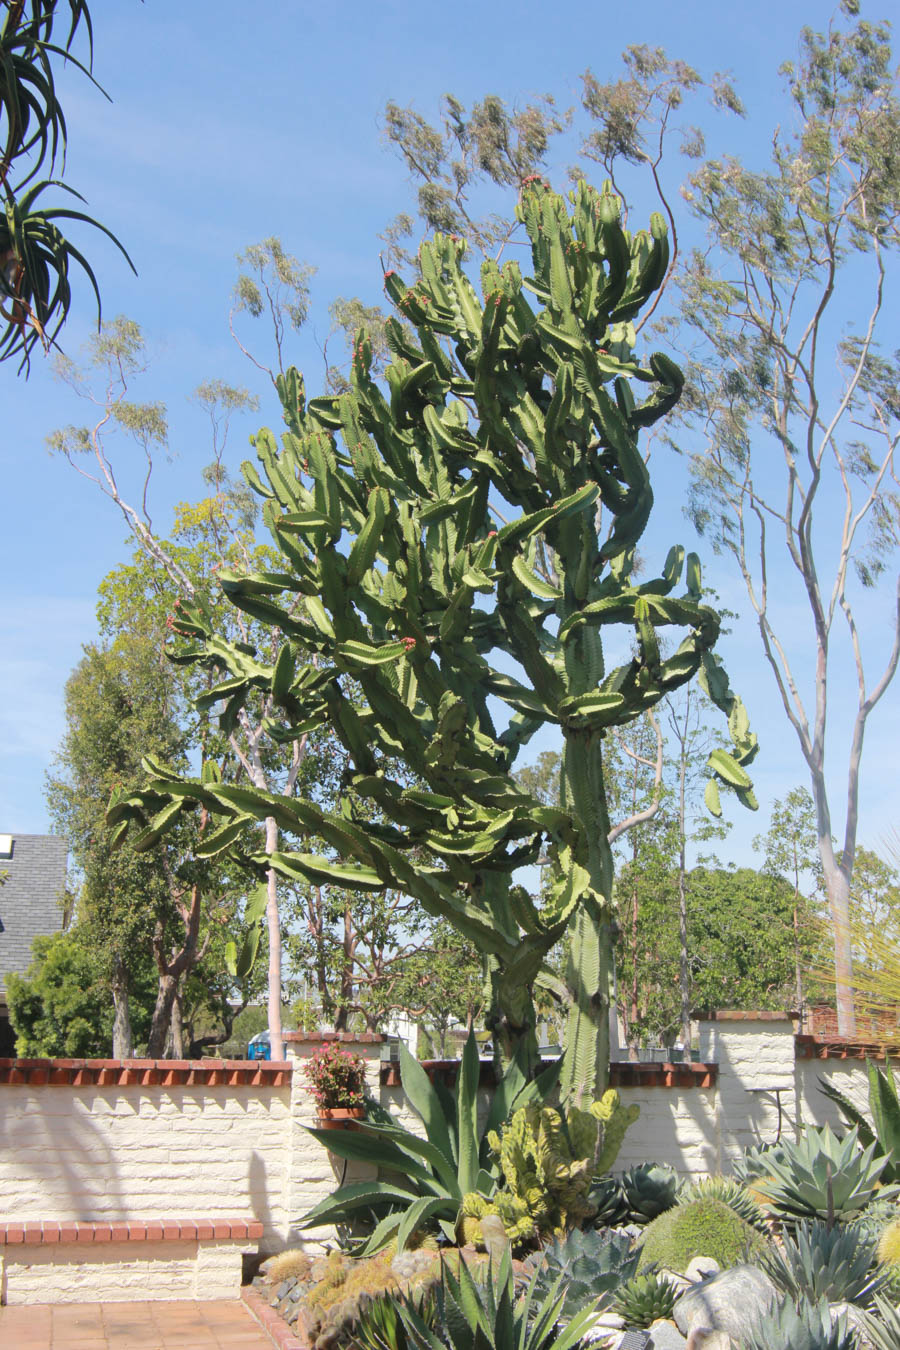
[{"left": 263, "top": 1045, "right": 900, "bottom": 1349}]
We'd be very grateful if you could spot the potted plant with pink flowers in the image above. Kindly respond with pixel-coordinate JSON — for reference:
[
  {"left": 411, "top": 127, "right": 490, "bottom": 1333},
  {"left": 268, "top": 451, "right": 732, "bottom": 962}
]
[{"left": 303, "top": 1042, "right": 368, "bottom": 1129}]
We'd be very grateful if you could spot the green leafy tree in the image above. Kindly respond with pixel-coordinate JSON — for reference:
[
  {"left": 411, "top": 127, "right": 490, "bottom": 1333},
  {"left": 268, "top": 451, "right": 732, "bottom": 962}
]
[
  {"left": 111, "top": 181, "right": 756, "bottom": 1101},
  {"left": 46, "top": 632, "right": 258, "bottom": 1057},
  {"left": 7, "top": 926, "right": 155, "bottom": 1056},
  {"left": 1, "top": 1, "right": 133, "bottom": 369},
  {"left": 49, "top": 317, "right": 327, "bottom": 1060},
  {"left": 687, "top": 867, "right": 822, "bottom": 1016},
  {"left": 755, "top": 787, "right": 825, "bottom": 1014}
]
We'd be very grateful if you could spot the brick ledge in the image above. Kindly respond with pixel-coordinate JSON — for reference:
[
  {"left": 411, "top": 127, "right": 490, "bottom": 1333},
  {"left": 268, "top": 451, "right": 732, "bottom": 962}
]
[
  {"left": 0, "top": 1218, "right": 264, "bottom": 1246},
  {"left": 795, "top": 1033, "right": 900, "bottom": 1061},
  {"left": 380, "top": 1058, "right": 717, "bottom": 1090},
  {"left": 0, "top": 1058, "right": 292, "bottom": 1087},
  {"left": 283, "top": 1032, "right": 387, "bottom": 1044},
  {"left": 243, "top": 1286, "right": 308, "bottom": 1350}
]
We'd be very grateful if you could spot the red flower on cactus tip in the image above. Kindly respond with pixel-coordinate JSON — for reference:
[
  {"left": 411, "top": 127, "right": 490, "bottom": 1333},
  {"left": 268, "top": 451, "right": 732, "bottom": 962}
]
[{"left": 401, "top": 636, "right": 417, "bottom": 653}]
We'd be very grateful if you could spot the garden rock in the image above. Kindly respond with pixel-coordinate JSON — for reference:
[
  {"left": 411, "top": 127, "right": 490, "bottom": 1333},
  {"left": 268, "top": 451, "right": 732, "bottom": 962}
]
[
  {"left": 647, "top": 1320, "right": 688, "bottom": 1348},
  {"left": 674, "top": 1265, "right": 776, "bottom": 1342},
  {"left": 685, "top": 1333, "right": 731, "bottom": 1350},
  {"left": 684, "top": 1257, "right": 719, "bottom": 1283},
  {"left": 585, "top": 1309, "right": 625, "bottom": 1342}
]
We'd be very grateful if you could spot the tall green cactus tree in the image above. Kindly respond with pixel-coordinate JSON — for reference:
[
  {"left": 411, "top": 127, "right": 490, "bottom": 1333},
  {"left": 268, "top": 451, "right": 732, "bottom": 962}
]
[{"left": 109, "top": 180, "right": 757, "bottom": 1100}]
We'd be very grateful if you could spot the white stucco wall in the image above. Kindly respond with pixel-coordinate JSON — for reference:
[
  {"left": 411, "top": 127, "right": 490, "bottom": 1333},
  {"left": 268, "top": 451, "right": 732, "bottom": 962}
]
[
  {"left": 2, "top": 1022, "right": 888, "bottom": 1304},
  {"left": 0, "top": 1078, "right": 292, "bottom": 1247}
]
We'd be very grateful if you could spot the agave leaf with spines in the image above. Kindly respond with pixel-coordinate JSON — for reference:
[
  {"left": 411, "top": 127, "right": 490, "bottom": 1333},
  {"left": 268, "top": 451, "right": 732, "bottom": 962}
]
[
  {"left": 526, "top": 1229, "right": 641, "bottom": 1323},
  {"left": 621, "top": 1161, "right": 679, "bottom": 1225},
  {"left": 862, "top": 1292, "right": 900, "bottom": 1350},
  {"left": 753, "top": 1124, "right": 895, "bottom": 1225},
  {"left": 758, "top": 1218, "right": 885, "bottom": 1307},
  {"left": 738, "top": 1296, "right": 856, "bottom": 1350},
  {"left": 820, "top": 1059, "right": 900, "bottom": 1185},
  {"left": 111, "top": 180, "right": 757, "bottom": 1099},
  {"left": 394, "top": 1248, "right": 599, "bottom": 1350}
]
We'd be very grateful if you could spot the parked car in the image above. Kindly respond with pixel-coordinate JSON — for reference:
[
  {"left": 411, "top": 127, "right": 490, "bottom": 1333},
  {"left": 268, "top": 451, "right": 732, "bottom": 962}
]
[{"left": 247, "top": 1030, "right": 272, "bottom": 1061}]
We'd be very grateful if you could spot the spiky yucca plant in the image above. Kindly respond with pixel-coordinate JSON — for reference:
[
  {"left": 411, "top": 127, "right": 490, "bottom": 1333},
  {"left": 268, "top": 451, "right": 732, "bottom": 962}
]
[
  {"left": 611, "top": 1272, "right": 679, "bottom": 1328},
  {"left": 395, "top": 1249, "right": 599, "bottom": 1350}
]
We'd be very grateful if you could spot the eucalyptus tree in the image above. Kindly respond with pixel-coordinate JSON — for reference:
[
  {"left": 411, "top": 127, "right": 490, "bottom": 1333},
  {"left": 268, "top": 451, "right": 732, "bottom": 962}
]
[
  {"left": 676, "top": 5, "right": 900, "bottom": 1032},
  {"left": 48, "top": 319, "right": 313, "bottom": 1058},
  {"left": 1, "top": 0, "right": 133, "bottom": 369},
  {"left": 111, "top": 181, "right": 757, "bottom": 1099}
]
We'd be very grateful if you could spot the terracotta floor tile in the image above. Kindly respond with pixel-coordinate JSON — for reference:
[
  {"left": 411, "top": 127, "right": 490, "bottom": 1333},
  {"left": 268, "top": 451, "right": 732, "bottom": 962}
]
[{"left": 0, "top": 1299, "right": 277, "bottom": 1349}]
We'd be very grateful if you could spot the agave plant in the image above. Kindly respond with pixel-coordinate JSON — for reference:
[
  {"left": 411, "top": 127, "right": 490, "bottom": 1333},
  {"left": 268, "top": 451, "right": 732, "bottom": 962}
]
[
  {"left": 758, "top": 1219, "right": 884, "bottom": 1307},
  {"left": 525, "top": 1228, "right": 641, "bottom": 1323},
  {"left": 298, "top": 1031, "right": 558, "bottom": 1253},
  {"left": 752, "top": 1125, "right": 894, "bottom": 1225},
  {"left": 621, "top": 1162, "right": 679, "bottom": 1225},
  {"left": 1, "top": 2, "right": 133, "bottom": 368},
  {"left": 587, "top": 1173, "right": 630, "bottom": 1227},
  {"left": 395, "top": 1248, "right": 599, "bottom": 1350},
  {"left": 610, "top": 1272, "right": 679, "bottom": 1328},
  {"left": 678, "top": 1176, "right": 770, "bottom": 1233},
  {"left": 739, "top": 1297, "right": 856, "bottom": 1350},
  {"left": 354, "top": 1286, "right": 435, "bottom": 1350},
  {"left": 820, "top": 1060, "right": 900, "bottom": 1185},
  {"left": 862, "top": 1291, "right": 900, "bottom": 1350},
  {"left": 731, "top": 1140, "right": 788, "bottom": 1186}
]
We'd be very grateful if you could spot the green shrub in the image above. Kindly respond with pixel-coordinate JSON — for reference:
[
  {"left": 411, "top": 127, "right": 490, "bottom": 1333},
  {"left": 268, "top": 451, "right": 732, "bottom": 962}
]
[
  {"left": 638, "top": 1197, "right": 766, "bottom": 1274},
  {"left": 678, "top": 1176, "right": 770, "bottom": 1233}
]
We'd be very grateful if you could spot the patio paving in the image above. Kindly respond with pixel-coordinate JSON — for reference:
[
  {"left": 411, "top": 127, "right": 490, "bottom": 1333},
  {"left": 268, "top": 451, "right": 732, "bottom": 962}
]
[{"left": 0, "top": 1300, "right": 277, "bottom": 1349}]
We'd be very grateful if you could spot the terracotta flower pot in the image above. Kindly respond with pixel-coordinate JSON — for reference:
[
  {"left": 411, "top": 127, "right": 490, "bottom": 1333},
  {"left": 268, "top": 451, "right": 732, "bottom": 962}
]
[{"left": 315, "top": 1106, "right": 366, "bottom": 1131}]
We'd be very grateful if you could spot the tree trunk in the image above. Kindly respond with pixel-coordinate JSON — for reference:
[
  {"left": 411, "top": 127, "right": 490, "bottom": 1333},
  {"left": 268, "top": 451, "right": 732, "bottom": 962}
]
[
  {"left": 111, "top": 956, "right": 133, "bottom": 1059},
  {"left": 264, "top": 815, "right": 284, "bottom": 1060},
  {"left": 811, "top": 776, "right": 857, "bottom": 1037},
  {"left": 169, "top": 981, "right": 184, "bottom": 1058},
  {"left": 146, "top": 972, "right": 178, "bottom": 1058},
  {"left": 824, "top": 858, "right": 856, "bottom": 1036},
  {"left": 677, "top": 756, "right": 691, "bottom": 1050}
]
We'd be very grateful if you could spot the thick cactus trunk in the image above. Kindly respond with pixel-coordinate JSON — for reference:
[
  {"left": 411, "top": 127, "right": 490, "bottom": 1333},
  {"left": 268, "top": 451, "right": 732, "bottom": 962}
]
[
  {"left": 486, "top": 955, "right": 540, "bottom": 1080},
  {"left": 559, "top": 728, "right": 614, "bottom": 1104}
]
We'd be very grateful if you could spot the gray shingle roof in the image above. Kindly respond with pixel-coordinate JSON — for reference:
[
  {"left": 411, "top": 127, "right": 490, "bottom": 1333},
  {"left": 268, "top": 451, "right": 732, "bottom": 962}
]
[{"left": 0, "top": 834, "right": 68, "bottom": 999}]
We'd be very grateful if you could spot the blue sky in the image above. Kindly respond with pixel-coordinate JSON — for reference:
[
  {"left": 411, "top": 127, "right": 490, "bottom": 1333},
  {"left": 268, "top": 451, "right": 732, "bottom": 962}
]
[{"left": 2, "top": 0, "right": 898, "bottom": 870}]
